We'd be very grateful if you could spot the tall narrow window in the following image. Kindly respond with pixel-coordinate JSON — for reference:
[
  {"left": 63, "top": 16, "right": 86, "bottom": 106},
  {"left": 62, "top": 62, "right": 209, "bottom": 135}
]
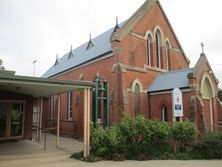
[
  {"left": 166, "top": 41, "right": 170, "bottom": 70},
  {"left": 134, "top": 83, "right": 140, "bottom": 114},
  {"left": 147, "top": 35, "right": 152, "bottom": 66},
  {"left": 161, "top": 105, "right": 168, "bottom": 122},
  {"left": 50, "top": 96, "right": 54, "bottom": 118},
  {"left": 155, "top": 31, "right": 161, "bottom": 68},
  {"left": 67, "top": 92, "right": 73, "bottom": 119}
]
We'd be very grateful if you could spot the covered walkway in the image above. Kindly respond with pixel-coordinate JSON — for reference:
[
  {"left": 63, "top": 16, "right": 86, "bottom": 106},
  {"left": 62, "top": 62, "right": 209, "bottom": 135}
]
[{"left": 0, "top": 69, "right": 93, "bottom": 156}]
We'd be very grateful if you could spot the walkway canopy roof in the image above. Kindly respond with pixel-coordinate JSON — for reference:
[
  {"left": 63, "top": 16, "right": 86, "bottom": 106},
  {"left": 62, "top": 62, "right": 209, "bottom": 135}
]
[{"left": 0, "top": 70, "right": 94, "bottom": 97}]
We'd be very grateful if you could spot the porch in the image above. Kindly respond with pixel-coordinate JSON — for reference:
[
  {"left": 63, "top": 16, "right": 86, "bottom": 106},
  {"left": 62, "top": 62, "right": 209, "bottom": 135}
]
[
  {"left": 0, "top": 69, "right": 94, "bottom": 157},
  {"left": 0, "top": 133, "right": 83, "bottom": 167}
]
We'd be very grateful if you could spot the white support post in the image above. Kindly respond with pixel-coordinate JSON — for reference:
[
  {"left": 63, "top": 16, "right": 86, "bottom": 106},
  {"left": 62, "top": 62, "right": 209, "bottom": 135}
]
[
  {"left": 83, "top": 88, "right": 90, "bottom": 157},
  {"left": 56, "top": 95, "right": 61, "bottom": 148}
]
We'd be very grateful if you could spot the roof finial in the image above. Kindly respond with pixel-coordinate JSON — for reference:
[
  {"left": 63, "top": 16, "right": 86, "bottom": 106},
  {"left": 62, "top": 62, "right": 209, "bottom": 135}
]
[
  {"left": 54, "top": 54, "right": 59, "bottom": 66},
  {"left": 113, "top": 16, "right": 120, "bottom": 32},
  {"left": 86, "top": 33, "right": 94, "bottom": 50},
  {"left": 68, "top": 45, "right": 74, "bottom": 59},
  {"left": 201, "top": 42, "right": 204, "bottom": 54}
]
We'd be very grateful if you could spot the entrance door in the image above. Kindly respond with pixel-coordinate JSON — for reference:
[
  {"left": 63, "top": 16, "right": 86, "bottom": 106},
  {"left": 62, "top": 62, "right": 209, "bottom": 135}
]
[
  {"left": 0, "top": 104, "right": 7, "bottom": 138},
  {"left": 0, "top": 102, "right": 24, "bottom": 140}
]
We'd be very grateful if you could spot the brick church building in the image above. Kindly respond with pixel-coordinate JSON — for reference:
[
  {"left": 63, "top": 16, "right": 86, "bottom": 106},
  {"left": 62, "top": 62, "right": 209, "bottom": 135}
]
[{"left": 43, "top": 0, "right": 222, "bottom": 137}]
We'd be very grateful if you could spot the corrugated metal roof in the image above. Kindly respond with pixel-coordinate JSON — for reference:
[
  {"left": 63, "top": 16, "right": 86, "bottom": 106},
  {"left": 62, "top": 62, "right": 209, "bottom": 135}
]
[
  {"left": 148, "top": 68, "right": 193, "bottom": 92},
  {"left": 42, "top": 26, "right": 117, "bottom": 78}
]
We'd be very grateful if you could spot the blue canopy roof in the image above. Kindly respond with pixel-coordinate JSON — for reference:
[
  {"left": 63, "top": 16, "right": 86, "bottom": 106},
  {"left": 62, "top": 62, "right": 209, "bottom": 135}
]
[{"left": 148, "top": 68, "right": 193, "bottom": 92}]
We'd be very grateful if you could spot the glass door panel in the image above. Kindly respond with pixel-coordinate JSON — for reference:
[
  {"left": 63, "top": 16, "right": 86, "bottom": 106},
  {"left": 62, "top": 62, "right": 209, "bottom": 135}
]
[
  {"left": 10, "top": 104, "right": 23, "bottom": 137},
  {"left": 0, "top": 104, "right": 7, "bottom": 138}
]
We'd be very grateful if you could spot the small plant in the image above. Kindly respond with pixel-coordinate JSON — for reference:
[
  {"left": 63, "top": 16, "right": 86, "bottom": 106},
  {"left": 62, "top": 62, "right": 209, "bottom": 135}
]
[
  {"left": 119, "top": 114, "right": 150, "bottom": 158},
  {"left": 90, "top": 124, "right": 120, "bottom": 158},
  {"left": 171, "top": 120, "right": 196, "bottom": 153},
  {"left": 147, "top": 120, "right": 170, "bottom": 150},
  {"left": 193, "top": 132, "right": 222, "bottom": 159}
]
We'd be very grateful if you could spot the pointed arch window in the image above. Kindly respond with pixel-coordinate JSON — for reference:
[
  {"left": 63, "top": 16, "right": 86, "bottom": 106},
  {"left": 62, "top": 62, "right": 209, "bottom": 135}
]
[
  {"left": 134, "top": 83, "right": 140, "bottom": 114},
  {"left": 166, "top": 41, "right": 170, "bottom": 70},
  {"left": 155, "top": 31, "right": 161, "bottom": 68},
  {"left": 147, "top": 34, "right": 152, "bottom": 66},
  {"left": 67, "top": 91, "right": 73, "bottom": 119},
  {"left": 161, "top": 105, "right": 168, "bottom": 122}
]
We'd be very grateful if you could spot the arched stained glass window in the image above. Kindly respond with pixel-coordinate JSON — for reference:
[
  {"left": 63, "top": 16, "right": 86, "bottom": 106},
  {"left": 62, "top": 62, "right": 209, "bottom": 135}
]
[
  {"left": 161, "top": 105, "right": 168, "bottom": 122},
  {"left": 155, "top": 31, "right": 161, "bottom": 68},
  {"left": 134, "top": 83, "right": 140, "bottom": 114},
  {"left": 166, "top": 41, "right": 170, "bottom": 70},
  {"left": 147, "top": 34, "right": 152, "bottom": 66}
]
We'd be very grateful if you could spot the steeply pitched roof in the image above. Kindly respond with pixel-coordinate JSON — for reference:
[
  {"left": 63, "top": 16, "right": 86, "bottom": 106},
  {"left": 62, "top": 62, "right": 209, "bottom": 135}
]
[
  {"left": 42, "top": 27, "right": 116, "bottom": 78},
  {"left": 43, "top": 0, "right": 190, "bottom": 78},
  {"left": 148, "top": 68, "right": 193, "bottom": 92},
  {"left": 189, "top": 53, "right": 219, "bottom": 84}
]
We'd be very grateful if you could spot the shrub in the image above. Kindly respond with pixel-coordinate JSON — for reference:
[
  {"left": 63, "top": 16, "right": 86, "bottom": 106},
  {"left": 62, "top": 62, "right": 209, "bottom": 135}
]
[
  {"left": 72, "top": 115, "right": 201, "bottom": 161},
  {"left": 90, "top": 125, "right": 120, "bottom": 158},
  {"left": 147, "top": 120, "right": 170, "bottom": 149},
  {"left": 193, "top": 132, "right": 222, "bottom": 159},
  {"left": 171, "top": 120, "right": 196, "bottom": 152},
  {"left": 119, "top": 114, "right": 149, "bottom": 144},
  {"left": 119, "top": 114, "right": 151, "bottom": 158}
]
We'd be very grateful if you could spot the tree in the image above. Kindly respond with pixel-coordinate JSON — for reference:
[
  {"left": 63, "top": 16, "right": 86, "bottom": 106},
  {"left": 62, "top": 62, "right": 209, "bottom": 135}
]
[{"left": 218, "top": 88, "right": 222, "bottom": 101}]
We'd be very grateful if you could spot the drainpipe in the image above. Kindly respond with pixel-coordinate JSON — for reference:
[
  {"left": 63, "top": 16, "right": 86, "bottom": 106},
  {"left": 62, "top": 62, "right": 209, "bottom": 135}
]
[{"left": 148, "top": 92, "right": 151, "bottom": 119}]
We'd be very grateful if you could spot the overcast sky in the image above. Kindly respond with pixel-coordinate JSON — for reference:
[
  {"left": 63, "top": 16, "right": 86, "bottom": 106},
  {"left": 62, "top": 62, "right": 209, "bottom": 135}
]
[{"left": 0, "top": 0, "right": 221, "bottom": 87}]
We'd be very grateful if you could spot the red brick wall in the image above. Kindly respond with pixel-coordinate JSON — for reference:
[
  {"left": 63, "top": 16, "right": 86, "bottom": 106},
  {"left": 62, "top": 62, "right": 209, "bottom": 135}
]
[
  {"left": 50, "top": 56, "right": 122, "bottom": 137},
  {"left": 117, "top": 3, "right": 189, "bottom": 69},
  {"left": 149, "top": 91, "right": 196, "bottom": 122},
  {"left": 45, "top": 2, "right": 192, "bottom": 137}
]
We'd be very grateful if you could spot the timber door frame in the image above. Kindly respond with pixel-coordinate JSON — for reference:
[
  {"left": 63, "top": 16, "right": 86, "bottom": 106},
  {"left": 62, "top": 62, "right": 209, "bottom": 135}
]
[{"left": 0, "top": 100, "right": 26, "bottom": 140}]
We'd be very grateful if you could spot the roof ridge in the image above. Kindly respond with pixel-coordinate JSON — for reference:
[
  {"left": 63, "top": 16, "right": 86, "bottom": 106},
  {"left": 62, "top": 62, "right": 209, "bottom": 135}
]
[{"left": 159, "top": 68, "right": 192, "bottom": 75}]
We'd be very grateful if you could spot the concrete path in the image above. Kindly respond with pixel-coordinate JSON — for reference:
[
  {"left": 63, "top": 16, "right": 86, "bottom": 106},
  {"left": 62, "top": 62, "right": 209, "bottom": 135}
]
[{"left": 0, "top": 133, "right": 221, "bottom": 167}]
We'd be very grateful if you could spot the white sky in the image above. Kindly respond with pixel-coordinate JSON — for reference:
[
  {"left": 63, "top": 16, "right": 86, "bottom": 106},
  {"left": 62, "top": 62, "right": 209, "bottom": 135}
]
[{"left": 0, "top": 0, "right": 221, "bottom": 87}]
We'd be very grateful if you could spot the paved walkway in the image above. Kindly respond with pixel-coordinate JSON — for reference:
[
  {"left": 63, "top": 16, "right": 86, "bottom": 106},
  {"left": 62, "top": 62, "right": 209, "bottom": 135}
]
[{"left": 0, "top": 133, "right": 221, "bottom": 167}]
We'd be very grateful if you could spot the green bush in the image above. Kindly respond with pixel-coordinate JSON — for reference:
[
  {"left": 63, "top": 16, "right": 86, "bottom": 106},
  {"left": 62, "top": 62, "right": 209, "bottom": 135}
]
[
  {"left": 147, "top": 120, "right": 170, "bottom": 149},
  {"left": 119, "top": 114, "right": 149, "bottom": 144},
  {"left": 119, "top": 114, "right": 150, "bottom": 158},
  {"left": 90, "top": 125, "right": 120, "bottom": 158},
  {"left": 118, "top": 115, "right": 171, "bottom": 158},
  {"left": 193, "top": 132, "right": 222, "bottom": 159},
  {"left": 171, "top": 120, "right": 196, "bottom": 152},
  {"left": 71, "top": 115, "right": 210, "bottom": 162}
]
